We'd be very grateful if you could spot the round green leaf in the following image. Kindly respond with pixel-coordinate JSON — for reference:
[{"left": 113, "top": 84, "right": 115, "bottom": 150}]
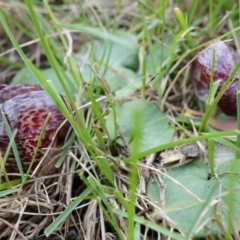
[
  {"left": 106, "top": 99, "right": 174, "bottom": 152},
  {"left": 147, "top": 159, "right": 240, "bottom": 237},
  {"left": 75, "top": 32, "right": 140, "bottom": 95}
]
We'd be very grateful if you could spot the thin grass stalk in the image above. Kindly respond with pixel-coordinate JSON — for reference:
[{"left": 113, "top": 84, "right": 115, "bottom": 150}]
[
  {"left": 208, "top": 0, "right": 213, "bottom": 32},
  {"left": 236, "top": 2, "right": 240, "bottom": 158},
  {"left": 1, "top": 113, "right": 23, "bottom": 179},
  {"left": 0, "top": 129, "right": 18, "bottom": 185},
  {"left": 224, "top": 175, "right": 238, "bottom": 239},
  {"left": 127, "top": 109, "right": 141, "bottom": 239},
  {"left": 83, "top": 176, "right": 125, "bottom": 239},
  {"left": 124, "top": 130, "right": 239, "bottom": 163},
  {"left": 236, "top": 90, "right": 240, "bottom": 158},
  {"left": 137, "top": 0, "right": 152, "bottom": 98},
  {"left": 113, "top": 209, "right": 186, "bottom": 240},
  {"left": 44, "top": 188, "right": 91, "bottom": 236},
  {"left": 43, "top": 0, "right": 82, "bottom": 87},
  {"left": 207, "top": 139, "right": 214, "bottom": 178},
  {"left": 0, "top": 57, "right": 23, "bottom": 68},
  {"left": 1, "top": 9, "right": 34, "bottom": 38},
  {"left": 187, "top": 0, "right": 200, "bottom": 22},
  {"left": 200, "top": 49, "right": 216, "bottom": 132},
  {"left": 23, "top": 1, "right": 99, "bottom": 155},
  {"left": 112, "top": 0, "right": 123, "bottom": 32},
  {"left": 88, "top": 87, "right": 110, "bottom": 138},
  {"left": 0, "top": 188, "right": 19, "bottom": 197},
  {"left": 174, "top": 7, "right": 194, "bottom": 49},
  {"left": 20, "top": 114, "right": 51, "bottom": 191},
  {"left": 159, "top": 0, "right": 167, "bottom": 97}
]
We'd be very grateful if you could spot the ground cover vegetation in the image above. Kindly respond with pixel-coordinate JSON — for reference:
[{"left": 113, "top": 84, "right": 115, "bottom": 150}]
[{"left": 0, "top": 0, "right": 240, "bottom": 239}]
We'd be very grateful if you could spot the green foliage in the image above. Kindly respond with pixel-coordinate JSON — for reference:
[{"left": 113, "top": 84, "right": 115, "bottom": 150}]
[
  {"left": 76, "top": 32, "right": 141, "bottom": 96},
  {"left": 146, "top": 43, "right": 170, "bottom": 75},
  {"left": 147, "top": 159, "right": 240, "bottom": 238},
  {"left": 45, "top": 188, "right": 91, "bottom": 237},
  {"left": 106, "top": 99, "right": 174, "bottom": 152},
  {"left": 1, "top": 0, "right": 240, "bottom": 239}
]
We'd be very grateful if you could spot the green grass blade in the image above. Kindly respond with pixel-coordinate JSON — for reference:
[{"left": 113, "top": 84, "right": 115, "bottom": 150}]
[
  {"left": 113, "top": 209, "right": 186, "bottom": 240},
  {"left": 1, "top": 113, "right": 23, "bottom": 179},
  {"left": 124, "top": 130, "right": 239, "bottom": 163},
  {"left": 44, "top": 188, "right": 91, "bottom": 237}
]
